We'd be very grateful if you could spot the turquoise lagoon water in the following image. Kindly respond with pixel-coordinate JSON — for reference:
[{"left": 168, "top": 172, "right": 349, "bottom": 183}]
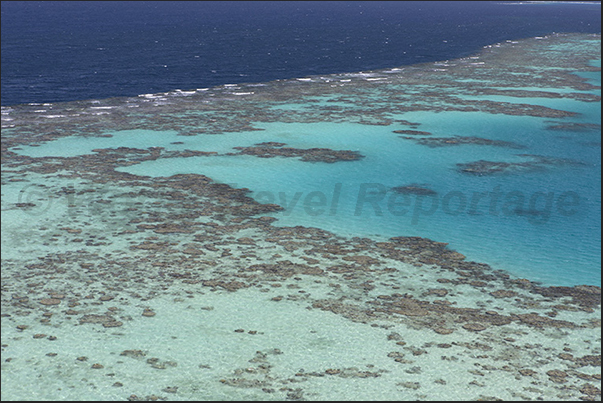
[{"left": 14, "top": 93, "right": 601, "bottom": 287}]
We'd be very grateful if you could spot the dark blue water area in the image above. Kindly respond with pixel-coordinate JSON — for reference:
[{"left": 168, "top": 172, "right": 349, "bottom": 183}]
[{"left": 1, "top": 1, "right": 601, "bottom": 106}]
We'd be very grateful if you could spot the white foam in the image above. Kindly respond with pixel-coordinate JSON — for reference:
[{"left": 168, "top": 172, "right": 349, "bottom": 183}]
[{"left": 344, "top": 72, "right": 378, "bottom": 78}]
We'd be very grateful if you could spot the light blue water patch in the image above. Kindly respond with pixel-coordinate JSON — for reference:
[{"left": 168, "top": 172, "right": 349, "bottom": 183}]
[
  {"left": 12, "top": 122, "right": 395, "bottom": 159},
  {"left": 575, "top": 70, "right": 602, "bottom": 89},
  {"left": 116, "top": 114, "right": 601, "bottom": 287},
  {"left": 13, "top": 129, "right": 180, "bottom": 158}
]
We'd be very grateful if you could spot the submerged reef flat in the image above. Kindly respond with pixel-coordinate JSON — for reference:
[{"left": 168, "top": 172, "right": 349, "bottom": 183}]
[
  {"left": 392, "top": 129, "right": 433, "bottom": 136},
  {"left": 399, "top": 135, "right": 526, "bottom": 149},
  {"left": 228, "top": 143, "right": 364, "bottom": 163},
  {"left": 545, "top": 121, "right": 602, "bottom": 132},
  {"left": 1, "top": 33, "right": 601, "bottom": 401},
  {"left": 457, "top": 154, "right": 586, "bottom": 176},
  {"left": 391, "top": 184, "right": 438, "bottom": 196}
]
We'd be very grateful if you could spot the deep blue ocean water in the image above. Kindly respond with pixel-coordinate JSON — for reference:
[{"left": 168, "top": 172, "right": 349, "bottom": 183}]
[{"left": 1, "top": 1, "right": 601, "bottom": 106}]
